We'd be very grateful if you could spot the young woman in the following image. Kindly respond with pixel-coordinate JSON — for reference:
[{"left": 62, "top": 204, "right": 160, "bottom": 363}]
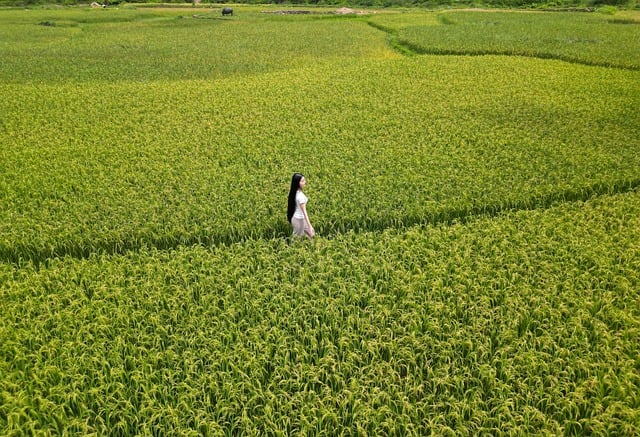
[{"left": 287, "top": 173, "right": 315, "bottom": 238}]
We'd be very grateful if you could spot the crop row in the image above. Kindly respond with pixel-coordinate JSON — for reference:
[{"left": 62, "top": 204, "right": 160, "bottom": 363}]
[
  {"left": 2, "top": 8, "right": 638, "bottom": 435},
  {"left": 1, "top": 52, "right": 639, "bottom": 263},
  {"left": 0, "top": 8, "right": 394, "bottom": 84},
  {"left": 1, "top": 190, "right": 638, "bottom": 434},
  {"left": 2, "top": 9, "right": 638, "bottom": 263},
  {"left": 369, "top": 10, "right": 640, "bottom": 70}
]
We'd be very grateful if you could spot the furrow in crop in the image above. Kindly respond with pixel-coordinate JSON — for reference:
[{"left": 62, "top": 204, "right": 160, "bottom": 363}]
[
  {"left": 366, "top": 21, "right": 417, "bottom": 57},
  {"left": 3, "top": 180, "right": 638, "bottom": 267},
  {"left": 394, "top": 44, "right": 640, "bottom": 71}
]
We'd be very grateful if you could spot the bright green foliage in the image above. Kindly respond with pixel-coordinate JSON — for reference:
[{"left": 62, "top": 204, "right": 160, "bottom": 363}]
[
  {"left": 0, "top": 7, "right": 395, "bottom": 84},
  {"left": 370, "top": 10, "right": 640, "bottom": 69},
  {"left": 1, "top": 192, "right": 639, "bottom": 434},
  {"left": 1, "top": 53, "right": 639, "bottom": 262},
  {"left": 1, "top": 6, "right": 639, "bottom": 435}
]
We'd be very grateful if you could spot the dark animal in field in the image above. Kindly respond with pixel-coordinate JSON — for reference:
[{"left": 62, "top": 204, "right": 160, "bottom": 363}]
[{"left": 222, "top": 8, "right": 233, "bottom": 16}]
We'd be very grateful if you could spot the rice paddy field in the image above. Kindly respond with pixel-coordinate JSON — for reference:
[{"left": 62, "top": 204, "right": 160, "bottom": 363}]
[{"left": 1, "top": 5, "right": 639, "bottom": 435}]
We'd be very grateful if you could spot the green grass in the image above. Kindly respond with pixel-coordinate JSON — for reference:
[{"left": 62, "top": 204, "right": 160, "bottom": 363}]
[{"left": 1, "top": 6, "right": 639, "bottom": 435}]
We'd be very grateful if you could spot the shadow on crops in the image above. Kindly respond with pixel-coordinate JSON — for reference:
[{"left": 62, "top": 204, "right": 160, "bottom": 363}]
[{"left": 2, "top": 179, "right": 639, "bottom": 267}]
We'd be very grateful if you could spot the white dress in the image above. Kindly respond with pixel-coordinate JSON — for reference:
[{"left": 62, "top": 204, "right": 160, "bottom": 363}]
[{"left": 291, "top": 191, "right": 309, "bottom": 236}]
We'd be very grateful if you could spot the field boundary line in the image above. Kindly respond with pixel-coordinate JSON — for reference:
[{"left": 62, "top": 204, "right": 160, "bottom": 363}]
[
  {"left": 2, "top": 179, "right": 639, "bottom": 268},
  {"left": 366, "top": 21, "right": 640, "bottom": 71},
  {"left": 366, "top": 21, "right": 418, "bottom": 57}
]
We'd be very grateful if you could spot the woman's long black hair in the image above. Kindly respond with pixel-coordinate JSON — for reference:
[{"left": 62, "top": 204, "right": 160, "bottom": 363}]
[{"left": 287, "top": 173, "right": 303, "bottom": 223}]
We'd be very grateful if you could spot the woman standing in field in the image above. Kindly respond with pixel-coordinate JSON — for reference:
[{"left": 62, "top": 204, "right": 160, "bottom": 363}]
[{"left": 287, "top": 173, "right": 315, "bottom": 238}]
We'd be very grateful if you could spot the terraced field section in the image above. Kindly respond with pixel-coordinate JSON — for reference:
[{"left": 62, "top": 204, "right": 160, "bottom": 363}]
[
  {"left": 1, "top": 6, "right": 639, "bottom": 435},
  {"left": 370, "top": 9, "right": 640, "bottom": 69}
]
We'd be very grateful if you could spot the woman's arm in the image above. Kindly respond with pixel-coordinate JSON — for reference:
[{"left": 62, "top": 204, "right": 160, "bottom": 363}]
[{"left": 300, "top": 202, "right": 315, "bottom": 237}]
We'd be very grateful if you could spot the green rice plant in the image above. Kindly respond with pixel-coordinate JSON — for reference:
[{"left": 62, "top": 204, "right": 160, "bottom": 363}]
[
  {"left": 370, "top": 10, "right": 640, "bottom": 69},
  {"left": 1, "top": 8, "right": 639, "bottom": 263},
  {"left": 1, "top": 54, "right": 638, "bottom": 263},
  {"left": 0, "top": 7, "right": 395, "bottom": 84},
  {"left": 1, "top": 9, "right": 639, "bottom": 432},
  {"left": 1, "top": 191, "right": 639, "bottom": 434}
]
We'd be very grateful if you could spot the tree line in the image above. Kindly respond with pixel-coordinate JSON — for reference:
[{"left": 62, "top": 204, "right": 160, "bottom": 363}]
[{"left": 1, "top": 0, "right": 635, "bottom": 9}]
